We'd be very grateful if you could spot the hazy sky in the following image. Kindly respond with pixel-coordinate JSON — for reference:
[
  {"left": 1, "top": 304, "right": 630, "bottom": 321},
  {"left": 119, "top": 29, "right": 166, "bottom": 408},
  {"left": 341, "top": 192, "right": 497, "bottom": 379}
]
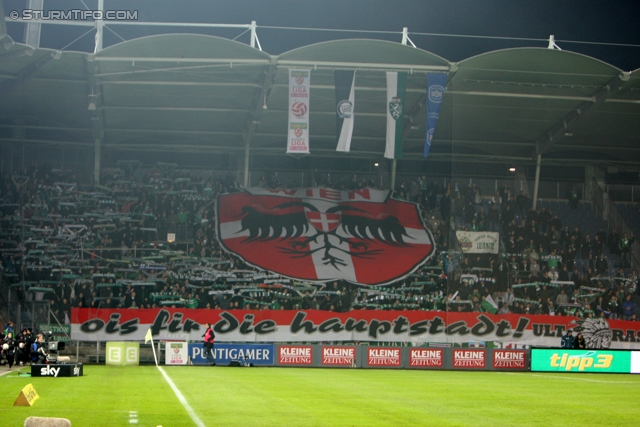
[{"left": 3, "top": 0, "right": 640, "bottom": 70}]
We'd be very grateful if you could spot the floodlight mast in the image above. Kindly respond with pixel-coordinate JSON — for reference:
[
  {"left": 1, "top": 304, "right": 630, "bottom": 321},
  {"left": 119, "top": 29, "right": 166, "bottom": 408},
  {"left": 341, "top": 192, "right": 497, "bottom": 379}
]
[
  {"left": 24, "top": 0, "right": 43, "bottom": 48},
  {"left": 94, "top": 0, "right": 104, "bottom": 53},
  {"left": 389, "top": 28, "right": 416, "bottom": 192},
  {"left": 547, "top": 35, "right": 562, "bottom": 50}
]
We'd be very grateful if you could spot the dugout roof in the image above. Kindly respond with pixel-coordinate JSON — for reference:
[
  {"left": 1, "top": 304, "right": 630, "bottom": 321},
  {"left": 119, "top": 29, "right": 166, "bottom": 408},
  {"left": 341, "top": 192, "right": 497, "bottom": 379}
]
[{"left": 0, "top": 31, "right": 639, "bottom": 169}]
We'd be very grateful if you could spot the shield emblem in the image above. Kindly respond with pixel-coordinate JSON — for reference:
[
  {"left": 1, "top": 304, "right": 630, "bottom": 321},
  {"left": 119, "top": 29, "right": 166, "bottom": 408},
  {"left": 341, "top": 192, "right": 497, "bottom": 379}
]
[
  {"left": 337, "top": 100, "right": 353, "bottom": 118},
  {"left": 429, "top": 85, "right": 444, "bottom": 103},
  {"left": 217, "top": 187, "right": 435, "bottom": 285},
  {"left": 389, "top": 97, "right": 403, "bottom": 120},
  {"left": 305, "top": 211, "right": 341, "bottom": 232}
]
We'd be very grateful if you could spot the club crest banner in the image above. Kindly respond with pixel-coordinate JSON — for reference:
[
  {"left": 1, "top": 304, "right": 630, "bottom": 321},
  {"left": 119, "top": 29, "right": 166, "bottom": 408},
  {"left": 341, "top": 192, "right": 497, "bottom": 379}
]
[
  {"left": 335, "top": 70, "right": 356, "bottom": 152},
  {"left": 425, "top": 73, "right": 446, "bottom": 158},
  {"left": 287, "top": 69, "right": 311, "bottom": 154},
  {"left": 217, "top": 187, "right": 435, "bottom": 285}
]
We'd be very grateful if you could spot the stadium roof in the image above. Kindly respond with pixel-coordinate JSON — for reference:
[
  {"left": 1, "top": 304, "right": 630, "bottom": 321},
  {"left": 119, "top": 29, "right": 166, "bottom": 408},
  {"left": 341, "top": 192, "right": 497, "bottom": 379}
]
[{"left": 0, "top": 29, "right": 639, "bottom": 179}]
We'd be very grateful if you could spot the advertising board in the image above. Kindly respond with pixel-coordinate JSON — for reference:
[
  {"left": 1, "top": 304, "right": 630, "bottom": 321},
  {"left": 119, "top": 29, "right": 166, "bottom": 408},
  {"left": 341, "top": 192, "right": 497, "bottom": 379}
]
[
  {"left": 531, "top": 349, "right": 638, "bottom": 373},
  {"left": 188, "top": 343, "right": 274, "bottom": 366},
  {"left": 367, "top": 347, "right": 401, "bottom": 367},
  {"left": 321, "top": 346, "right": 356, "bottom": 366},
  {"left": 278, "top": 346, "right": 313, "bottom": 365}
]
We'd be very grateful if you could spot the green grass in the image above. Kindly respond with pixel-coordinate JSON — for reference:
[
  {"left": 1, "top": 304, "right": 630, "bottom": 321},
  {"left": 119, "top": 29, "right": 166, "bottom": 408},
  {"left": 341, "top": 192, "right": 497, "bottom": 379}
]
[{"left": 2, "top": 366, "right": 640, "bottom": 426}]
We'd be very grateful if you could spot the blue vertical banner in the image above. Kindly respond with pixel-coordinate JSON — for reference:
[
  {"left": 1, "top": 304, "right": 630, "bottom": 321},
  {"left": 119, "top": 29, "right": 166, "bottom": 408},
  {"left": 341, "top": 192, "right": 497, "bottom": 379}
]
[{"left": 425, "top": 74, "right": 447, "bottom": 158}]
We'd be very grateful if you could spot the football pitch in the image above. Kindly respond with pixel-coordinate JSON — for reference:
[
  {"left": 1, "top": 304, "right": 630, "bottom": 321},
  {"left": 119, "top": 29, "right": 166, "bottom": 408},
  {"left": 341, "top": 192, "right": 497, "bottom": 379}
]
[{"left": 2, "top": 365, "right": 639, "bottom": 426}]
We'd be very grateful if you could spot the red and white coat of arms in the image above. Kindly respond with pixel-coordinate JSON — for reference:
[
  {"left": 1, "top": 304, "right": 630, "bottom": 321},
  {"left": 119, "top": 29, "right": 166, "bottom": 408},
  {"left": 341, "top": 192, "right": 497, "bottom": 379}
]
[{"left": 217, "top": 187, "right": 435, "bottom": 285}]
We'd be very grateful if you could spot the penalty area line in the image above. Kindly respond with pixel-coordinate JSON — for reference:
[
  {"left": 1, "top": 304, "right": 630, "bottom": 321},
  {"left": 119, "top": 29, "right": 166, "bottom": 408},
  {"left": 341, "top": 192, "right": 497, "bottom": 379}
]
[{"left": 157, "top": 366, "right": 207, "bottom": 427}]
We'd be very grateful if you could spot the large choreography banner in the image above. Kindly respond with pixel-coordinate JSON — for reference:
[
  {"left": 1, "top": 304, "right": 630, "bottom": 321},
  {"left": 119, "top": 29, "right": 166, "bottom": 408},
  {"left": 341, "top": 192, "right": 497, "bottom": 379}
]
[
  {"left": 217, "top": 187, "right": 435, "bottom": 285},
  {"left": 71, "top": 308, "right": 640, "bottom": 349}
]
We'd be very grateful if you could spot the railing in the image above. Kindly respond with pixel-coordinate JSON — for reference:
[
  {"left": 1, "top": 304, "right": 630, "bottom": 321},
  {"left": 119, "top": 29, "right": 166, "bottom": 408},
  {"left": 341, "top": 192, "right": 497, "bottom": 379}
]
[
  {"left": 608, "top": 184, "right": 640, "bottom": 203},
  {"left": 591, "top": 179, "right": 640, "bottom": 271}
]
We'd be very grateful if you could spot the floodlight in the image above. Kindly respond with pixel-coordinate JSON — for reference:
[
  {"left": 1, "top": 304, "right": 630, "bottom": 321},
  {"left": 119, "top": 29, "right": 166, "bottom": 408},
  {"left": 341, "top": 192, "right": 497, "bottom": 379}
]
[{"left": 88, "top": 94, "right": 97, "bottom": 111}]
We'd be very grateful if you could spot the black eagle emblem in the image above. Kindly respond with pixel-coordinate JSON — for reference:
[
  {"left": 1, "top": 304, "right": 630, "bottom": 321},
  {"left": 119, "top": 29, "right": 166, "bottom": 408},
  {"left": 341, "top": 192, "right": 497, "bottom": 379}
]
[{"left": 237, "top": 201, "right": 412, "bottom": 269}]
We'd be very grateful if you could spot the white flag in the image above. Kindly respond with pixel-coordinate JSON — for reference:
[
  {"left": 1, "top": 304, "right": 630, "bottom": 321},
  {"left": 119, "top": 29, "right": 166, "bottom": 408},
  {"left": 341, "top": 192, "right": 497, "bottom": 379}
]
[{"left": 287, "top": 69, "right": 311, "bottom": 154}]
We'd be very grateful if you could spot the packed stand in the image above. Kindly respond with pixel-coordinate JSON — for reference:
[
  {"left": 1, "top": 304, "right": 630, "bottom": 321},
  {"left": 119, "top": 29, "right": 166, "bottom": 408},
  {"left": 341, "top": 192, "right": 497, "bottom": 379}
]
[{"left": 0, "top": 164, "right": 638, "bottom": 326}]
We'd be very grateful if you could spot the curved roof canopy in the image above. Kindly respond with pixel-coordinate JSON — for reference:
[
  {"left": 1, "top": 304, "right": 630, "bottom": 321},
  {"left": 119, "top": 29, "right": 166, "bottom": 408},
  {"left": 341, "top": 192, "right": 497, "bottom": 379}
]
[{"left": 0, "top": 34, "right": 638, "bottom": 172}]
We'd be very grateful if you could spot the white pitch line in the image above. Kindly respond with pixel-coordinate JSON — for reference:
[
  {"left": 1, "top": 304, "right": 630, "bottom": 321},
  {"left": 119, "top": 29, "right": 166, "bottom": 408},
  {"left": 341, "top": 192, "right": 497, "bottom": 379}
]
[
  {"left": 157, "top": 366, "right": 207, "bottom": 427},
  {"left": 499, "top": 372, "right": 639, "bottom": 384}
]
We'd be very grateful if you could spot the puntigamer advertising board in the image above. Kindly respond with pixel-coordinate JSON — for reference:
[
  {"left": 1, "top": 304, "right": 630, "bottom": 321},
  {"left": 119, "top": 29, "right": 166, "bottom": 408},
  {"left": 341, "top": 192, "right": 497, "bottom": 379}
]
[
  {"left": 531, "top": 348, "right": 640, "bottom": 373},
  {"left": 189, "top": 343, "right": 274, "bottom": 366}
]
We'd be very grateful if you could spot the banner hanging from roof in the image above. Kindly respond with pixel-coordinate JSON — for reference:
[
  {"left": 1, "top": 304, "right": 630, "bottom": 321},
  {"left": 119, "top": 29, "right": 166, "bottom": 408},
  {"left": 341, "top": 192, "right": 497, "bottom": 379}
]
[
  {"left": 216, "top": 187, "right": 435, "bottom": 285},
  {"left": 384, "top": 71, "right": 407, "bottom": 160},
  {"left": 287, "top": 69, "right": 311, "bottom": 154},
  {"left": 335, "top": 70, "right": 356, "bottom": 152},
  {"left": 425, "top": 73, "right": 446, "bottom": 158}
]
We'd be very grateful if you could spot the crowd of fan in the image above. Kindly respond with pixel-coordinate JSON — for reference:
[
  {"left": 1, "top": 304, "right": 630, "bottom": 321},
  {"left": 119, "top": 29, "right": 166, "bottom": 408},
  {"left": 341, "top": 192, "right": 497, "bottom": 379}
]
[
  {"left": 428, "top": 179, "right": 638, "bottom": 320},
  {"left": 0, "top": 163, "right": 638, "bottom": 326}
]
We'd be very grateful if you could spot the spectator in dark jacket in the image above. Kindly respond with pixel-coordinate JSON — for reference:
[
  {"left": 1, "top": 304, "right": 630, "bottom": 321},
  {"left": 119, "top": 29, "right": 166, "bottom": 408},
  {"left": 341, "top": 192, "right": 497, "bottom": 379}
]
[
  {"left": 574, "top": 333, "right": 586, "bottom": 349},
  {"left": 622, "top": 295, "right": 636, "bottom": 320},
  {"left": 560, "top": 330, "right": 574, "bottom": 348}
]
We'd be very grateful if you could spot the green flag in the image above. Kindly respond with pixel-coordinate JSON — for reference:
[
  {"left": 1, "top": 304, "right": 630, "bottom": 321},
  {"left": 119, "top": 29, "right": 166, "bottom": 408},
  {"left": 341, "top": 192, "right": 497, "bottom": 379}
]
[{"left": 384, "top": 71, "right": 407, "bottom": 159}]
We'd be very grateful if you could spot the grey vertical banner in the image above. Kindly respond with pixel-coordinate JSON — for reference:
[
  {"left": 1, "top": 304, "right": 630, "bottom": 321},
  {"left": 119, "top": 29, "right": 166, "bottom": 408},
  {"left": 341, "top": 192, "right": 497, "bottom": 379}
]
[{"left": 335, "top": 70, "right": 356, "bottom": 152}]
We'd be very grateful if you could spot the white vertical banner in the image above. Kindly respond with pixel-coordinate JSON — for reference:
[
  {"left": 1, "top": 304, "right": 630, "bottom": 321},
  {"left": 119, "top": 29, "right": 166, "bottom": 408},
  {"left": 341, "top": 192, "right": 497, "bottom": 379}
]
[{"left": 287, "top": 69, "right": 311, "bottom": 154}]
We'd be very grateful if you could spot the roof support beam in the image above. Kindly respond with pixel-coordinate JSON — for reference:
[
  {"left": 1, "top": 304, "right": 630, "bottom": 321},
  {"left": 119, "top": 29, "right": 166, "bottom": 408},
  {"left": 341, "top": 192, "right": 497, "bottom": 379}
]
[
  {"left": 271, "top": 83, "right": 427, "bottom": 93},
  {"left": 85, "top": 56, "right": 105, "bottom": 185},
  {"left": 0, "top": 50, "right": 54, "bottom": 93},
  {"left": 533, "top": 73, "right": 628, "bottom": 157},
  {"left": 1, "top": 136, "right": 634, "bottom": 166},
  {"left": 101, "top": 81, "right": 260, "bottom": 88},
  {"left": 532, "top": 153, "right": 542, "bottom": 209},
  {"left": 99, "top": 105, "right": 387, "bottom": 117},
  {"left": 0, "top": 47, "right": 35, "bottom": 64},
  {"left": 100, "top": 106, "right": 249, "bottom": 113},
  {"left": 277, "top": 60, "right": 448, "bottom": 73},
  {"left": 0, "top": 124, "right": 91, "bottom": 133},
  {"left": 241, "top": 55, "right": 278, "bottom": 185},
  {"left": 93, "top": 57, "right": 269, "bottom": 65},
  {"left": 448, "top": 90, "right": 592, "bottom": 102}
]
